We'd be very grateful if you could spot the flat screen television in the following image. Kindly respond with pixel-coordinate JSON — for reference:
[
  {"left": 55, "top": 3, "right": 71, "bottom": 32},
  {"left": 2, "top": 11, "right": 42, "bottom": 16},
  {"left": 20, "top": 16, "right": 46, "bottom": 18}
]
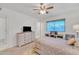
[
  {"left": 23, "top": 26, "right": 31, "bottom": 32},
  {"left": 46, "top": 19, "right": 65, "bottom": 32}
]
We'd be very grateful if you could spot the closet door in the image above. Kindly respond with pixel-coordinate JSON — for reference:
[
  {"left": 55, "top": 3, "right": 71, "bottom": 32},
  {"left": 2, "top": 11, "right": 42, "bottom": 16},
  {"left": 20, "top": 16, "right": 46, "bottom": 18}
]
[
  {"left": 0, "top": 18, "right": 6, "bottom": 40},
  {"left": 0, "top": 17, "right": 6, "bottom": 48}
]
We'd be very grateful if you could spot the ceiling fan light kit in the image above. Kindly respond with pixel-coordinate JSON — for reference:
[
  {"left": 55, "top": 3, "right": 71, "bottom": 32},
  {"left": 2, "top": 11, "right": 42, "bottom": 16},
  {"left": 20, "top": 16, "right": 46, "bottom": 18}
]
[{"left": 40, "top": 10, "right": 46, "bottom": 14}]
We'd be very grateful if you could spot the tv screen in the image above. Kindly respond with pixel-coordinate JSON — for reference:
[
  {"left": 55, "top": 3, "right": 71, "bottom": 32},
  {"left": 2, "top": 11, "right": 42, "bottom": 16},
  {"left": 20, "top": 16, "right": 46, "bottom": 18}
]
[
  {"left": 46, "top": 19, "right": 65, "bottom": 32},
  {"left": 23, "top": 26, "right": 31, "bottom": 32}
]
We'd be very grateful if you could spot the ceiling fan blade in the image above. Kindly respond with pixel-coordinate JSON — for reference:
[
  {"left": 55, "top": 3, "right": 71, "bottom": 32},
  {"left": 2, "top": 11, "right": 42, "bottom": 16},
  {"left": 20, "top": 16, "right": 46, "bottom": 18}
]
[{"left": 47, "top": 6, "right": 54, "bottom": 9}]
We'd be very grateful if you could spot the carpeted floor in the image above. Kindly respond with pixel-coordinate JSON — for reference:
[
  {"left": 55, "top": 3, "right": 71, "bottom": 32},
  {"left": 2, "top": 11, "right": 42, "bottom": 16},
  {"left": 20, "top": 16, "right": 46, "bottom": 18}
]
[{"left": 0, "top": 42, "right": 38, "bottom": 55}]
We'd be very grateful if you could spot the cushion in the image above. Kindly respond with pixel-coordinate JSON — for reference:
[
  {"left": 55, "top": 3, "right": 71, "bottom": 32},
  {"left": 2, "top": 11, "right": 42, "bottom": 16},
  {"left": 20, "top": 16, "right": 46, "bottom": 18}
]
[{"left": 67, "top": 38, "right": 76, "bottom": 45}]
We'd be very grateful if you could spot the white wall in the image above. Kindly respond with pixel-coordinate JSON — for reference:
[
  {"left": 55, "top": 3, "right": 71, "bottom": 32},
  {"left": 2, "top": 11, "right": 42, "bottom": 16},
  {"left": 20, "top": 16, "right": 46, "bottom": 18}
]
[
  {"left": 0, "top": 8, "right": 37, "bottom": 50},
  {"left": 47, "top": 10, "right": 79, "bottom": 32}
]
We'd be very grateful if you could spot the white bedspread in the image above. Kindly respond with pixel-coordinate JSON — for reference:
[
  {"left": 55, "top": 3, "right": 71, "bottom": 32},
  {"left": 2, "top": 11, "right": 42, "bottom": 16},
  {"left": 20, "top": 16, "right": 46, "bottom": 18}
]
[{"left": 36, "top": 37, "right": 79, "bottom": 55}]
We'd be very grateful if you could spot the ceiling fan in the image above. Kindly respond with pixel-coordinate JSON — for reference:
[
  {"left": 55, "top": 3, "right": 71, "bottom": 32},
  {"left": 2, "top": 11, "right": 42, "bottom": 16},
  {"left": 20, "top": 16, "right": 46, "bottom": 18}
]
[{"left": 33, "top": 3, "right": 54, "bottom": 14}]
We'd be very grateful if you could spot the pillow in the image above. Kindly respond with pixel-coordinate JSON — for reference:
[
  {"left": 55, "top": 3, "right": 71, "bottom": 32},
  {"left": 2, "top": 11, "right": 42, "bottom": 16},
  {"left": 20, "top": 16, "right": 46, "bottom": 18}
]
[{"left": 67, "top": 38, "right": 76, "bottom": 45}]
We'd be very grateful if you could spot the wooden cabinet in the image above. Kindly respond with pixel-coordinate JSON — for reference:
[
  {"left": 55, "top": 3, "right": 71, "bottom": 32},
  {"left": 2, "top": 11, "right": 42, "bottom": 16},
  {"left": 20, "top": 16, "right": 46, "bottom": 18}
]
[{"left": 16, "top": 32, "right": 34, "bottom": 47}]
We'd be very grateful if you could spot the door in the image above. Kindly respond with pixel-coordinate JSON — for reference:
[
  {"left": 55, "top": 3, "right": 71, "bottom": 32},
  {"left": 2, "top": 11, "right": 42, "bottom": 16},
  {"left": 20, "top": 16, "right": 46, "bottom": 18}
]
[{"left": 0, "top": 17, "right": 6, "bottom": 50}]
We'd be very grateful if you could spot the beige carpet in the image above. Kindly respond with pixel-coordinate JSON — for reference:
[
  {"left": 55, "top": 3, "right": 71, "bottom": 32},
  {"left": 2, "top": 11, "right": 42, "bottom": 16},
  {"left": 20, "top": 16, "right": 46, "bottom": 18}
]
[{"left": 0, "top": 42, "right": 38, "bottom": 55}]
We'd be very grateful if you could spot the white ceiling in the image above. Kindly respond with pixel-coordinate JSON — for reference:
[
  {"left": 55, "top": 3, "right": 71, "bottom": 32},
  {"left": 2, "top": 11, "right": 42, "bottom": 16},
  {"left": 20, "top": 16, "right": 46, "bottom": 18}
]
[{"left": 0, "top": 3, "right": 79, "bottom": 19}]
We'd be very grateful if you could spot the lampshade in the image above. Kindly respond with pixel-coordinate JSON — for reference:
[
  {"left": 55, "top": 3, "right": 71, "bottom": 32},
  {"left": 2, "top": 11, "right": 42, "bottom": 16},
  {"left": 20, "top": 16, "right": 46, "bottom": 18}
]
[{"left": 73, "top": 24, "right": 79, "bottom": 32}]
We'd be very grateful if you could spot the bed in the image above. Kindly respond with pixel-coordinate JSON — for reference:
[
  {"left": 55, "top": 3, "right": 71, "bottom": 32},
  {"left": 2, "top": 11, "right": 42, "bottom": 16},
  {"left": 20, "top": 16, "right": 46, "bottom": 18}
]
[{"left": 34, "top": 37, "right": 79, "bottom": 55}]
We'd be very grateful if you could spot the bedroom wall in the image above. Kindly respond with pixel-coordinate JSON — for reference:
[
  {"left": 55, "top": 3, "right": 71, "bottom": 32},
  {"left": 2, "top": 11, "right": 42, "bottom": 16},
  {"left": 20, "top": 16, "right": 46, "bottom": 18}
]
[
  {"left": 0, "top": 8, "right": 36, "bottom": 50},
  {"left": 47, "top": 11, "right": 79, "bottom": 32}
]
